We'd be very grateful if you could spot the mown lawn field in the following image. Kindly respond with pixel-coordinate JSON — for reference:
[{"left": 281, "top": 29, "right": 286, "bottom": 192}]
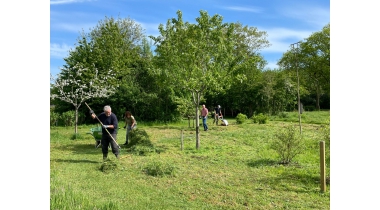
[{"left": 50, "top": 111, "right": 330, "bottom": 210}]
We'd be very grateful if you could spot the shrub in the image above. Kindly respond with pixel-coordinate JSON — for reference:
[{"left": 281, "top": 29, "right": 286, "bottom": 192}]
[
  {"left": 270, "top": 124, "right": 305, "bottom": 164},
  {"left": 50, "top": 111, "right": 60, "bottom": 126},
  {"left": 236, "top": 113, "right": 248, "bottom": 124},
  {"left": 60, "top": 110, "right": 76, "bottom": 126},
  {"left": 252, "top": 113, "right": 269, "bottom": 124}
]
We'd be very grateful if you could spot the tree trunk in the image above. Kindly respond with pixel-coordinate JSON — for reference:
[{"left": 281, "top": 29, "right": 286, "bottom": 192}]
[
  {"left": 75, "top": 107, "right": 78, "bottom": 134},
  {"left": 316, "top": 87, "right": 321, "bottom": 111},
  {"left": 194, "top": 92, "right": 201, "bottom": 150}
]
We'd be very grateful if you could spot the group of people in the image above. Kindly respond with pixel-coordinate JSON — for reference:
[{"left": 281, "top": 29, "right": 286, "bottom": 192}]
[
  {"left": 90, "top": 105, "right": 137, "bottom": 160},
  {"left": 90, "top": 103, "right": 227, "bottom": 160},
  {"left": 201, "top": 104, "right": 229, "bottom": 131}
]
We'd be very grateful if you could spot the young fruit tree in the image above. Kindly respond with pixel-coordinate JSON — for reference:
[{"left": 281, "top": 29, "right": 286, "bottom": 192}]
[
  {"left": 50, "top": 63, "right": 116, "bottom": 134},
  {"left": 150, "top": 10, "right": 270, "bottom": 149}
]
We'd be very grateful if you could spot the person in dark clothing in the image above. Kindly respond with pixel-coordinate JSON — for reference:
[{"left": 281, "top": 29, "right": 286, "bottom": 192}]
[
  {"left": 213, "top": 105, "right": 222, "bottom": 125},
  {"left": 90, "top": 105, "right": 120, "bottom": 160}
]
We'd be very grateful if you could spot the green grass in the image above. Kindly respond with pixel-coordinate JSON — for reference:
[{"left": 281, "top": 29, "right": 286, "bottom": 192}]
[
  {"left": 51, "top": 111, "right": 330, "bottom": 209},
  {"left": 270, "top": 110, "right": 330, "bottom": 124}
]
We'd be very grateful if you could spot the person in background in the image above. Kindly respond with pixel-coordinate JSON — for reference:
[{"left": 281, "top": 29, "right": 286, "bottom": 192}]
[
  {"left": 123, "top": 111, "right": 137, "bottom": 145},
  {"left": 213, "top": 105, "right": 222, "bottom": 125},
  {"left": 90, "top": 105, "right": 119, "bottom": 160},
  {"left": 201, "top": 104, "right": 209, "bottom": 131}
]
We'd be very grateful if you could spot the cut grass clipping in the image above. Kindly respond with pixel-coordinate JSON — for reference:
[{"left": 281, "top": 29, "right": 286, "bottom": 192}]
[{"left": 99, "top": 159, "right": 120, "bottom": 173}]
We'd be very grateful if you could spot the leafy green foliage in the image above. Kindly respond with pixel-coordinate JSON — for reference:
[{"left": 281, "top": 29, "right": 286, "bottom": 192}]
[
  {"left": 235, "top": 113, "right": 248, "bottom": 124},
  {"left": 50, "top": 110, "right": 60, "bottom": 126},
  {"left": 150, "top": 10, "right": 270, "bottom": 149},
  {"left": 252, "top": 113, "right": 269, "bottom": 124},
  {"left": 60, "top": 110, "right": 75, "bottom": 126},
  {"left": 270, "top": 124, "right": 305, "bottom": 164},
  {"left": 278, "top": 23, "right": 330, "bottom": 111}
]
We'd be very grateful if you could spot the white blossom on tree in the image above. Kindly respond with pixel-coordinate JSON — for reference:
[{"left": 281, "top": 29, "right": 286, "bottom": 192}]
[{"left": 50, "top": 63, "right": 117, "bottom": 134}]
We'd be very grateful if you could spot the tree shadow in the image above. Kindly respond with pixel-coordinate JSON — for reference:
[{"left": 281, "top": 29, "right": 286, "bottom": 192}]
[
  {"left": 255, "top": 171, "right": 324, "bottom": 194},
  {"left": 247, "top": 158, "right": 328, "bottom": 194},
  {"left": 52, "top": 158, "right": 100, "bottom": 164},
  {"left": 247, "top": 158, "right": 278, "bottom": 167}
]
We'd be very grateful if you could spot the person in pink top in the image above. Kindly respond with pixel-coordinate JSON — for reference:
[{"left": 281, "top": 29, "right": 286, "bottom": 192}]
[{"left": 201, "top": 104, "right": 209, "bottom": 131}]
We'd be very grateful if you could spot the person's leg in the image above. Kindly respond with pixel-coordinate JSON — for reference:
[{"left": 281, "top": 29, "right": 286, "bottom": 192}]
[
  {"left": 205, "top": 118, "right": 208, "bottom": 130},
  {"left": 101, "top": 135, "right": 109, "bottom": 160},
  {"left": 216, "top": 114, "right": 219, "bottom": 125},
  {"left": 109, "top": 134, "right": 120, "bottom": 158},
  {"left": 202, "top": 117, "right": 206, "bottom": 130},
  {"left": 124, "top": 126, "right": 131, "bottom": 145}
]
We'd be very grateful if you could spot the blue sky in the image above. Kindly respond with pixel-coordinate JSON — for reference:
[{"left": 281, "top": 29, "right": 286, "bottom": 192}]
[{"left": 50, "top": 0, "right": 330, "bottom": 76}]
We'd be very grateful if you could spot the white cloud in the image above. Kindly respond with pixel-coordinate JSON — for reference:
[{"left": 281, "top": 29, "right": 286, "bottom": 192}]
[
  {"left": 261, "top": 27, "right": 313, "bottom": 53},
  {"left": 50, "top": 43, "right": 72, "bottom": 58},
  {"left": 51, "top": 22, "right": 96, "bottom": 33},
  {"left": 50, "top": 0, "right": 94, "bottom": 5},
  {"left": 280, "top": 5, "right": 330, "bottom": 28},
  {"left": 221, "top": 6, "right": 262, "bottom": 13}
]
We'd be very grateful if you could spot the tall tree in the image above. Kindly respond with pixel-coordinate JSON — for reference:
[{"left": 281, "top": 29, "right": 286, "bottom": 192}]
[
  {"left": 150, "top": 10, "right": 269, "bottom": 149},
  {"left": 54, "top": 16, "right": 159, "bottom": 119},
  {"left": 278, "top": 23, "right": 330, "bottom": 110}
]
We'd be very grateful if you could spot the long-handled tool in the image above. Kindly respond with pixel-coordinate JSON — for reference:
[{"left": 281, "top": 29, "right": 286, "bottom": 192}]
[{"left": 85, "top": 102, "right": 120, "bottom": 149}]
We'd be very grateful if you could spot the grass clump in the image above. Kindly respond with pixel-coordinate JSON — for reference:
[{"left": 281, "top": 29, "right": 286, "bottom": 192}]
[
  {"left": 143, "top": 159, "right": 177, "bottom": 177},
  {"left": 99, "top": 159, "right": 119, "bottom": 173},
  {"left": 127, "top": 128, "right": 158, "bottom": 155}
]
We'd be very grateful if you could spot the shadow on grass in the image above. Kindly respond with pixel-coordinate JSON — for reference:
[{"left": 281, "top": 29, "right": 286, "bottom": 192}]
[
  {"left": 52, "top": 158, "right": 100, "bottom": 164},
  {"left": 256, "top": 171, "right": 323, "bottom": 194},
  {"left": 247, "top": 158, "right": 327, "bottom": 193},
  {"left": 247, "top": 158, "right": 278, "bottom": 167},
  {"left": 54, "top": 143, "right": 102, "bottom": 154}
]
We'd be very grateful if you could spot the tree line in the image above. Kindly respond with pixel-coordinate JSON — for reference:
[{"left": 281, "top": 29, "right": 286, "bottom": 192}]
[{"left": 50, "top": 10, "right": 330, "bottom": 132}]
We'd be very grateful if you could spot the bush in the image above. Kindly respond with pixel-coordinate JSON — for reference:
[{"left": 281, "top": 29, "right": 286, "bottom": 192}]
[
  {"left": 50, "top": 111, "right": 60, "bottom": 126},
  {"left": 60, "top": 110, "right": 76, "bottom": 126},
  {"left": 252, "top": 113, "right": 269, "bottom": 124},
  {"left": 270, "top": 124, "right": 305, "bottom": 164},
  {"left": 236, "top": 113, "right": 248, "bottom": 124}
]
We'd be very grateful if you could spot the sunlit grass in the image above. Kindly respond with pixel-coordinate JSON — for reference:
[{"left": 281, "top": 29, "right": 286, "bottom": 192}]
[{"left": 51, "top": 111, "right": 330, "bottom": 209}]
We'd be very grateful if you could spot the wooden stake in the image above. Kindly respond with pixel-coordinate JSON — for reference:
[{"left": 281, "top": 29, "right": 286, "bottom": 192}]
[{"left": 320, "top": 141, "right": 326, "bottom": 192}]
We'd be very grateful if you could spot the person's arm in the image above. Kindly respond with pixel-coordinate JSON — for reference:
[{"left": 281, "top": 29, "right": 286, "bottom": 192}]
[
  {"left": 131, "top": 116, "right": 136, "bottom": 127},
  {"left": 108, "top": 114, "right": 117, "bottom": 129},
  {"left": 90, "top": 110, "right": 96, "bottom": 119},
  {"left": 123, "top": 117, "right": 127, "bottom": 128}
]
